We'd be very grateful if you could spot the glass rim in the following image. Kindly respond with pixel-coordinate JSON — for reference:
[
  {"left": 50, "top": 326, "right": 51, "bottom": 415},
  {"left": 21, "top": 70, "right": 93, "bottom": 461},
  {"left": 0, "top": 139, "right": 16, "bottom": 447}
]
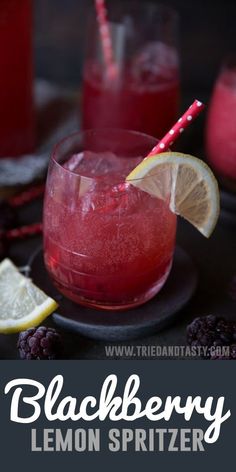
[
  {"left": 50, "top": 128, "right": 160, "bottom": 184},
  {"left": 90, "top": 0, "right": 179, "bottom": 24},
  {"left": 86, "top": 0, "right": 180, "bottom": 49}
]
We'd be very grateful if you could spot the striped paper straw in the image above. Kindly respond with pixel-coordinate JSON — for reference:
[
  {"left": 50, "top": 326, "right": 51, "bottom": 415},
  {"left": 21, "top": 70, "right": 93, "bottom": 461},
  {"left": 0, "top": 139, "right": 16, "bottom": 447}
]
[{"left": 95, "top": 0, "right": 118, "bottom": 79}]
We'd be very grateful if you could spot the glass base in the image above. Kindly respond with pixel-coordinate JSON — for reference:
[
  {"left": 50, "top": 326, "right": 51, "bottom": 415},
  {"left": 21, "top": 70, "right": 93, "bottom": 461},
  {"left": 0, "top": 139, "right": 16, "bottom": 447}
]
[{"left": 50, "top": 260, "right": 173, "bottom": 311}]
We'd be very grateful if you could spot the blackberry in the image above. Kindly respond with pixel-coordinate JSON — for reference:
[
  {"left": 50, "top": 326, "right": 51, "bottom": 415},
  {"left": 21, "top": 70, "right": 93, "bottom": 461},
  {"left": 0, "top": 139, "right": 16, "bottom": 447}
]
[
  {"left": 187, "top": 315, "right": 236, "bottom": 351},
  {"left": 17, "top": 326, "right": 63, "bottom": 360},
  {"left": 211, "top": 345, "right": 236, "bottom": 360}
]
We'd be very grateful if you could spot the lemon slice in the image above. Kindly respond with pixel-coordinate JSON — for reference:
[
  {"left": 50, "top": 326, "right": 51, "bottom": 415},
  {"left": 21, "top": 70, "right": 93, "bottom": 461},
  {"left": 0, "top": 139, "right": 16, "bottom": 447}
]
[
  {"left": 0, "top": 258, "right": 58, "bottom": 334},
  {"left": 126, "top": 152, "right": 220, "bottom": 238}
]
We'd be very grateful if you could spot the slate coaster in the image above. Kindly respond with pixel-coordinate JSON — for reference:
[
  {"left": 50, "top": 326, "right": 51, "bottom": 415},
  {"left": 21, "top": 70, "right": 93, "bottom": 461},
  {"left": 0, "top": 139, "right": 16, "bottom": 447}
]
[{"left": 29, "top": 246, "right": 197, "bottom": 342}]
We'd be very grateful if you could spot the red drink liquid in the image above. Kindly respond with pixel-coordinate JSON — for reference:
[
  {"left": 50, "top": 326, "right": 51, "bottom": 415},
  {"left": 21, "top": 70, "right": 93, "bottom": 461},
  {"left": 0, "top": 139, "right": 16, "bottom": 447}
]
[
  {"left": 82, "top": 42, "right": 180, "bottom": 138},
  {"left": 44, "top": 131, "right": 177, "bottom": 310},
  {"left": 206, "top": 68, "right": 236, "bottom": 186},
  {"left": 0, "top": 0, "right": 35, "bottom": 157}
]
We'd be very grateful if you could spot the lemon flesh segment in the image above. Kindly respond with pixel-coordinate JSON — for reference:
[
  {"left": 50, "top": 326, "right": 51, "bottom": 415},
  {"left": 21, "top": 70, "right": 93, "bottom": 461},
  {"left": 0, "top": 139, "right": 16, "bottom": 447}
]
[
  {"left": 126, "top": 152, "right": 220, "bottom": 238},
  {"left": 0, "top": 258, "right": 58, "bottom": 334}
]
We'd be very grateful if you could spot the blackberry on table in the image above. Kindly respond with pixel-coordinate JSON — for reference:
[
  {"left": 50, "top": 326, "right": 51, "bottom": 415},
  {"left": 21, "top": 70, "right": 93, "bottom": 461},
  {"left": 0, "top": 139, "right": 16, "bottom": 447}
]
[
  {"left": 211, "top": 345, "right": 236, "bottom": 360},
  {"left": 187, "top": 315, "right": 236, "bottom": 358},
  {"left": 17, "top": 326, "right": 63, "bottom": 360}
]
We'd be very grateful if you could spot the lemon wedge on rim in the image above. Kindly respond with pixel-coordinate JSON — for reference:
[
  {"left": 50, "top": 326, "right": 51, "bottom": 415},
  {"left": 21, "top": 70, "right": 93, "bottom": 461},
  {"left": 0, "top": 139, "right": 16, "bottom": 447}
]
[
  {"left": 126, "top": 152, "right": 220, "bottom": 238},
  {"left": 0, "top": 258, "right": 58, "bottom": 334}
]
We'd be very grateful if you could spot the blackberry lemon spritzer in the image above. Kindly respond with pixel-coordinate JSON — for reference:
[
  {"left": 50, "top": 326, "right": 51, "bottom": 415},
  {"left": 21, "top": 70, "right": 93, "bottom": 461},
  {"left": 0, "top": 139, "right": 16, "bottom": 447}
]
[
  {"left": 82, "top": 2, "right": 180, "bottom": 138},
  {"left": 82, "top": 42, "right": 180, "bottom": 138},
  {"left": 43, "top": 130, "right": 176, "bottom": 310}
]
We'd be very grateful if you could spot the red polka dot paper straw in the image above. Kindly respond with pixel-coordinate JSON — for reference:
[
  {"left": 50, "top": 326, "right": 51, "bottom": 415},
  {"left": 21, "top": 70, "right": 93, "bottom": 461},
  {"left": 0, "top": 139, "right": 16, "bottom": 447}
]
[
  {"left": 95, "top": 0, "right": 118, "bottom": 79},
  {"left": 147, "top": 100, "right": 205, "bottom": 157}
]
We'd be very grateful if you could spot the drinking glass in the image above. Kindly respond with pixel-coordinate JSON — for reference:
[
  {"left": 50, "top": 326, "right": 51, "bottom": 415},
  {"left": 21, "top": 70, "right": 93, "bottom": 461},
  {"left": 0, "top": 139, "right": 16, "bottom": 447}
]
[
  {"left": 0, "top": 0, "right": 35, "bottom": 157},
  {"left": 43, "top": 129, "right": 177, "bottom": 310},
  {"left": 82, "top": 1, "right": 180, "bottom": 138},
  {"left": 206, "top": 57, "right": 236, "bottom": 190}
]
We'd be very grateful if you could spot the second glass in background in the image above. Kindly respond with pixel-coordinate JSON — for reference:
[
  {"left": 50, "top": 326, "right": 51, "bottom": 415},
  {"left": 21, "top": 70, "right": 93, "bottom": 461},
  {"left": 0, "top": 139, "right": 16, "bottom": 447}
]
[
  {"left": 206, "top": 56, "right": 236, "bottom": 191},
  {"left": 82, "top": 1, "right": 180, "bottom": 138}
]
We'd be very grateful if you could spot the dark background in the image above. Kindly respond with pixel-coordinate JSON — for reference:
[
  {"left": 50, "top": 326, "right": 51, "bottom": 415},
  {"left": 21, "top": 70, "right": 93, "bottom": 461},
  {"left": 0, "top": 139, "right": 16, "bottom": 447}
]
[{"left": 35, "top": 0, "right": 236, "bottom": 100}]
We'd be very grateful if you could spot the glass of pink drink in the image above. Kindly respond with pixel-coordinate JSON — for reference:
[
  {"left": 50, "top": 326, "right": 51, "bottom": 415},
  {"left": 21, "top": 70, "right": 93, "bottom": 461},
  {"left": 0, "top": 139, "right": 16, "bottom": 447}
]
[
  {"left": 82, "top": 2, "right": 180, "bottom": 138},
  {"left": 43, "top": 129, "right": 177, "bottom": 310},
  {"left": 206, "top": 58, "right": 236, "bottom": 190},
  {"left": 0, "top": 0, "right": 35, "bottom": 158}
]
